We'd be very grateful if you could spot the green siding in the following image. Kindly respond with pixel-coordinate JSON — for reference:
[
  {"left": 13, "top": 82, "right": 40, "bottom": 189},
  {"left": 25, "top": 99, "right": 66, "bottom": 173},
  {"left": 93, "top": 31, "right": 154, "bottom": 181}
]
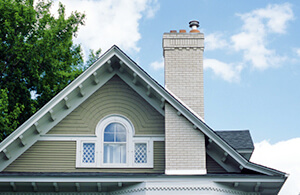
[
  {"left": 5, "top": 141, "right": 165, "bottom": 173},
  {"left": 47, "top": 76, "right": 165, "bottom": 135},
  {"left": 206, "top": 154, "right": 226, "bottom": 173}
]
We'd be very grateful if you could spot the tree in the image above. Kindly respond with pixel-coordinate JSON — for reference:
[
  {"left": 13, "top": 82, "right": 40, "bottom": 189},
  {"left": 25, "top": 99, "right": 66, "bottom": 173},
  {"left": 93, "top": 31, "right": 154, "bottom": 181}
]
[{"left": 0, "top": 0, "right": 92, "bottom": 141}]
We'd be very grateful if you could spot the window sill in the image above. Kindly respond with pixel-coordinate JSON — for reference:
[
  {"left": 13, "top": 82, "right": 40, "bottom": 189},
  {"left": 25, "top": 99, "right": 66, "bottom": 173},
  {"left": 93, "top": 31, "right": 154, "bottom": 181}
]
[{"left": 76, "top": 164, "right": 153, "bottom": 169}]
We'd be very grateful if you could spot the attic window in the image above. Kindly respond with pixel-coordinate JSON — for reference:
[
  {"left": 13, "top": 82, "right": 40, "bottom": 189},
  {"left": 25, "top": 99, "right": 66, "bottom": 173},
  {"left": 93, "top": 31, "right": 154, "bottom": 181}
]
[
  {"left": 76, "top": 115, "right": 153, "bottom": 168},
  {"left": 103, "top": 123, "right": 127, "bottom": 164},
  {"left": 82, "top": 143, "right": 95, "bottom": 163},
  {"left": 134, "top": 143, "right": 147, "bottom": 164}
]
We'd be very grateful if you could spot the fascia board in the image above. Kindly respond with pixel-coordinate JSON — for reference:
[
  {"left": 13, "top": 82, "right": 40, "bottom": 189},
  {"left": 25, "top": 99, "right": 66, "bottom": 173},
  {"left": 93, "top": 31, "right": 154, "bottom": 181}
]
[
  {"left": 110, "top": 47, "right": 286, "bottom": 177},
  {"left": 0, "top": 174, "right": 286, "bottom": 183},
  {"left": 237, "top": 149, "right": 253, "bottom": 153},
  {"left": 0, "top": 46, "right": 117, "bottom": 152}
]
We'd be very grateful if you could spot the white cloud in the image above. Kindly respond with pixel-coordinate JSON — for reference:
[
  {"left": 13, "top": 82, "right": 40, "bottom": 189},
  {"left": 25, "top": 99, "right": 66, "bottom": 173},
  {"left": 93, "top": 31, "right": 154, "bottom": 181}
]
[
  {"left": 204, "top": 3, "right": 293, "bottom": 82},
  {"left": 150, "top": 58, "right": 164, "bottom": 70},
  {"left": 250, "top": 3, "right": 294, "bottom": 34},
  {"left": 205, "top": 33, "right": 228, "bottom": 51},
  {"left": 251, "top": 138, "right": 300, "bottom": 195},
  {"left": 231, "top": 3, "right": 293, "bottom": 70},
  {"left": 52, "top": 0, "right": 159, "bottom": 59},
  {"left": 296, "top": 48, "right": 300, "bottom": 57},
  {"left": 204, "top": 59, "right": 242, "bottom": 82}
]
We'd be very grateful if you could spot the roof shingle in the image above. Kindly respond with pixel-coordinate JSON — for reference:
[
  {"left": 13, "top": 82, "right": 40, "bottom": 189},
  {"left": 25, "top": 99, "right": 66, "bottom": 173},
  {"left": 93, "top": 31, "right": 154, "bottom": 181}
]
[{"left": 215, "top": 130, "right": 254, "bottom": 150}]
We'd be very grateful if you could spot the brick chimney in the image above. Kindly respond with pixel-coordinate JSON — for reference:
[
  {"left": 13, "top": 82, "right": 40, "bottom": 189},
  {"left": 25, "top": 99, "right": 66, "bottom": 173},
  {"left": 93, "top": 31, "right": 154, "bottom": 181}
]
[
  {"left": 163, "top": 21, "right": 206, "bottom": 175},
  {"left": 163, "top": 20, "right": 204, "bottom": 118}
]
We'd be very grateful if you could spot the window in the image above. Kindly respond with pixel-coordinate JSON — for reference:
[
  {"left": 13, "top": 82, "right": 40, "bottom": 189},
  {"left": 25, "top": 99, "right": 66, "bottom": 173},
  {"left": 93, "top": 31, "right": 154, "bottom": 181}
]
[
  {"left": 134, "top": 143, "right": 147, "bottom": 164},
  {"left": 76, "top": 141, "right": 97, "bottom": 167},
  {"left": 76, "top": 114, "right": 154, "bottom": 168},
  {"left": 83, "top": 143, "right": 95, "bottom": 163},
  {"left": 103, "top": 123, "right": 127, "bottom": 164}
]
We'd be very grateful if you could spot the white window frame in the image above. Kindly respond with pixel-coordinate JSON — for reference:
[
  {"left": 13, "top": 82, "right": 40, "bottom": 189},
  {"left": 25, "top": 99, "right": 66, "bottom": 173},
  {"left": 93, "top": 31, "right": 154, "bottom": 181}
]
[
  {"left": 76, "top": 140, "right": 98, "bottom": 168},
  {"left": 133, "top": 139, "right": 153, "bottom": 168},
  {"left": 97, "top": 115, "right": 133, "bottom": 168},
  {"left": 75, "top": 114, "right": 154, "bottom": 168}
]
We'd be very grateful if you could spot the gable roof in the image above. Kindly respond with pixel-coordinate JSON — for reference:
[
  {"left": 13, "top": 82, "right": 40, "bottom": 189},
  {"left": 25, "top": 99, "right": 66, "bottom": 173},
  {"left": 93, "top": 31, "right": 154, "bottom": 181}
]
[{"left": 0, "top": 46, "right": 287, "bottom": 179}]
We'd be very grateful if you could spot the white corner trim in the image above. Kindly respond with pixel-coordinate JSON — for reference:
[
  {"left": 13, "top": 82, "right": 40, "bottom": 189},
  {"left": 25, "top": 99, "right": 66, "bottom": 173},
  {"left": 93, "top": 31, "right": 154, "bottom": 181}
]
[{"left": 165, "top": 169, "right": 207, "bottom": 175}]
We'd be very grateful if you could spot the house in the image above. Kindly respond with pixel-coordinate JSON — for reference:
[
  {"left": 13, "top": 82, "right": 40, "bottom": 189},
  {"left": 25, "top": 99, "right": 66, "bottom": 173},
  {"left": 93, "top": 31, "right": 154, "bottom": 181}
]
[{"left": 0, "top": 21, "right": 287, "bottom": 194}]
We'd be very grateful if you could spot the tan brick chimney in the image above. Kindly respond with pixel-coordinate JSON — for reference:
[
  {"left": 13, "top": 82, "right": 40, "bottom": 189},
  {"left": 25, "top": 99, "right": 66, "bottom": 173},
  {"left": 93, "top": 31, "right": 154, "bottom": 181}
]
[
  {"left": 163, "top": 20, "right": 204, "bottom": 118},
  {"left": 163, "top": 21, "right": 206, "bottom": 175}
]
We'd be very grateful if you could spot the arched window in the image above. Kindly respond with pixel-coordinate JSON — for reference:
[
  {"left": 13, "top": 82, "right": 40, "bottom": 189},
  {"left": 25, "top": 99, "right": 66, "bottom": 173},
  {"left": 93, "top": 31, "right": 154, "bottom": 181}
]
[
  {"left": 76, "top": 114, "right": 154, "bottom": 168},
  {"left": 97, "top": 115, "right": 133, "bottom": 167},
  {"left": 103, "top": 123, "right": 127, "bottom": 164}
]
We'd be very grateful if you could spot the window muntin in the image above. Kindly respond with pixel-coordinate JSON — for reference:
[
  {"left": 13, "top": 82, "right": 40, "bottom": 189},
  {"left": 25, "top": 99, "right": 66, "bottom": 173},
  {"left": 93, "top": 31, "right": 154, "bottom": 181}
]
[
  {"left": 82, "top": 143, "right": 95, "bottom": 163},
  {"left": 134, "top": 143, "right": 147, "bottom": 164},
  {"left": 76, "top": 141, "right": 97, "bottom": 167}
]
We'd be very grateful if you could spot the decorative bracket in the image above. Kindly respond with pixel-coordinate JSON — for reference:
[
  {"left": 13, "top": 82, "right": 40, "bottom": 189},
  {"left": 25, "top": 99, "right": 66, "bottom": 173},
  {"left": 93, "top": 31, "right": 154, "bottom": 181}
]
[
  {"left": 78, "top": 84, "right": 85, "bottom": 97},
  {"left": 239, "top": 165, "right": 244, "bottom": 170},
  {"left": 160, "top": 98, "right": 165, "bottom": 109},
  {"left": 49, "top": 109, "right": 56, "bottom": 121},
  {"left": 119, "top": 61, "right": 124, "bottom": 73},
  {"left": 221, "top": 152, "right": 228, "bottom": 163},
  {"left": 107, "top": 60, "right": 113, "bottom": 72},
  {"left": 207, "top": 138, "right": 213, "bottom": 150},
  {"left": 233, "top": 182, "right": 239, "bottom": 188},
  {"left": 146, "top": 85, "right": 151, "bottom": 96},
  {"left": 31, "top": 182, "right": 37, "bottom": 192},
  {"left": 75, "top": 183, "right": 80, "bottom": 192},
  {"left": 34, "top": 122, "right": 41, "bottom": 134},
  {"left": 19, "top": 135, "right": 26, "bottom": 146},
  {"left": 10, "top": 182, "right": 16, "bottom": 191},
  {"left": 97, "top": 183, "right": 101, "bottom": 192},
  {"left": 254, "top": 182, "right": 261, "bottom": 192},
  {"left": 92, "top": 72, "right": 99, "bottom": 84},
  {"left": 53, "top": 182, "right": 59, "bottom": 192},
  {"left": 132, "top": 73, "right": 137, "bottom": 84},
  {"left": 64, "top": 97, "right": 71, "bottom": 109},
  {"left": 3, "top": 148, "right": 10, "bottom": 159}
]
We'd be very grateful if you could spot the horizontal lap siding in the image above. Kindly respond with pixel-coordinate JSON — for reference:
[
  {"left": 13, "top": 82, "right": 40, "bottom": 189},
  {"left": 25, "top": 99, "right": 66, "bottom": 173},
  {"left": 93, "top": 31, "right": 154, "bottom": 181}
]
[
  {"left": 47, "top": 76, "right": 164, "bottom": 135},
  {"left": 206, "top": 154, "right": 226, "bottom": 173},
  {"left": 6, "top": 76, "right": 165, "bottom": 173},
  {"left": 4, "top": 141, "right": 76, "bottom": 172},
  {"left": 5, "top": 141, "right": 165, "bottom": 173}
]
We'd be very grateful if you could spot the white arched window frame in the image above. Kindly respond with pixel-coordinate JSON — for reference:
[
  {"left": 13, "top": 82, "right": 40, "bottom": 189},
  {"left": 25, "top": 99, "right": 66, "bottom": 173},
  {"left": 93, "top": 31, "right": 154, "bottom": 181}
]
[
  {"left": 76, "top": 114, "right": 154, "bottom": 168},
  {"left": 97, "top": 115, "right": 134, "bottom": 168}
]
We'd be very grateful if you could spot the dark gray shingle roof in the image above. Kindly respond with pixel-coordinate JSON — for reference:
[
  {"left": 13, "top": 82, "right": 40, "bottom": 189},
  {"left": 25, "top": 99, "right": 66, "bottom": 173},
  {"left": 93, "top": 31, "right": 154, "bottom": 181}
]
[{"left": 215, "top": 130, "right": 254, "bottom": 150}]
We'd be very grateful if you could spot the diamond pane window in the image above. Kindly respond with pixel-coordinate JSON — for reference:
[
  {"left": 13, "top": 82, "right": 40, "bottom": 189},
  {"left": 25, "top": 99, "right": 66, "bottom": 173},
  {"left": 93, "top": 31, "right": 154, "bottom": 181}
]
[
  {"left": 82, "top": 143, "right": 95, "bottom": 163},
  {"left": 134, "top": 143, "right": 147, "bottom": 164}
]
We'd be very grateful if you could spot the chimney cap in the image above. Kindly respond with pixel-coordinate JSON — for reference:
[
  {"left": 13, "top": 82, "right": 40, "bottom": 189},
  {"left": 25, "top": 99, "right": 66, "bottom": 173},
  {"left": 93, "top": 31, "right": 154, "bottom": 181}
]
[
  {"left": 189, "top": 20, "right": 200, "bottom": 33},
  {"left": 189, "top": 20, "right": 200, "bottom": 28}
]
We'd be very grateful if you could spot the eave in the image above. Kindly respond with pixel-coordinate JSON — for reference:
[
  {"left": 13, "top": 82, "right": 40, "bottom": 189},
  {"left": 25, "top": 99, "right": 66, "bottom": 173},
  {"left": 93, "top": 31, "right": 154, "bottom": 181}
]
[{"left": 0, "top": 173, "right": 286, "bottom": 194}]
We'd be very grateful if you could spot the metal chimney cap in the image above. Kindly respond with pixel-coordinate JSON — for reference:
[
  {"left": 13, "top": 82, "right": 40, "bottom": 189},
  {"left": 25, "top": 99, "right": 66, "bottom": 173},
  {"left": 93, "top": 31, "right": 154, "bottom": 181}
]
[
  {"left": 189, "top": 20, "right": 200, "bottom": 33},
  {"left": 189, "top": 20, "right": 200, "bottom": 28}
]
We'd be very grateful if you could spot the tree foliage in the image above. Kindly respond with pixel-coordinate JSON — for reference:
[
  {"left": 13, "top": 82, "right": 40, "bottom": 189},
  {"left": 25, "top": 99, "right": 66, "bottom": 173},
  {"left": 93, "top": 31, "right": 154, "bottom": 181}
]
[{"left": 0, "top": 0, "right": 93, "bottom": 141}]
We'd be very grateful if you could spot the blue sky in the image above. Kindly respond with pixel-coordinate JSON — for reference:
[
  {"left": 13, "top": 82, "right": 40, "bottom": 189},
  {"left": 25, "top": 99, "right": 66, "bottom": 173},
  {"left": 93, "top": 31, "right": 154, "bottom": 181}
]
[
  {"left": 52, "top": 0, "right": 299, "bottom": 193},
  {"left": 138, "top": 0, "right": 300, "bottom": 144}
]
